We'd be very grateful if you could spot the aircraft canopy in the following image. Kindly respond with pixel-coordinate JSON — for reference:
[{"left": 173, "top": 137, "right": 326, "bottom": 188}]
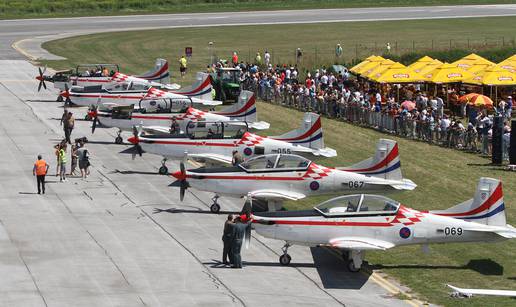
[
  {"left": 315, "top": 194, "right": 399, "bottom": 216},
  {"left": 240, "top": 154, "right": 310, "bottom": 171}
]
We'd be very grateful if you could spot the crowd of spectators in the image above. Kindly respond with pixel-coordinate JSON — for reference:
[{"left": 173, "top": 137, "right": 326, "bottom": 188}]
[{"left": 216, "top": 56, "right": 514, "bottom": 160}]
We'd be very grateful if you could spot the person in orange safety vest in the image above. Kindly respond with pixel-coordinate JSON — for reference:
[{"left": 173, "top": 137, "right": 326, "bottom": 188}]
[{"left": 33, "top": 155, "right": 49, "bottom": 194}]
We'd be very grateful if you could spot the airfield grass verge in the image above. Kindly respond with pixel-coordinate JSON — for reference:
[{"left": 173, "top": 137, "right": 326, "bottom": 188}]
[
  {"left": 40, "top": 17, "right": 516, "bottom": 306},
  {"left": 2, "top": 0, "right": 515, "bottom": 19},
  {"left": 41, "top": 16, "right": 516, "bottom": 86},
  {"left": 257, "top": 101, "right": 516, "bottom": 307}
]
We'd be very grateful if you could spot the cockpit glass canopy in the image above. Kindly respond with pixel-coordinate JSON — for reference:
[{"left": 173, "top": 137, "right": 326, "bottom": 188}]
[
  {"left": 315, "top": 195, "right": 399, "bottom": 215},
  {"left": 239, "top": 154, "right": 310, "bottom": 171}
]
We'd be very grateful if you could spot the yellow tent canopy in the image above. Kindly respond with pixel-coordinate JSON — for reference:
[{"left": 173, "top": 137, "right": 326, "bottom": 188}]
[
  {"left": 417, "top": 59, "right": 443, "bottom": 77},
  {"left": 374, "top": 62, "right": 424, "bottom": 83},
  {"left": 350, "top": 55, "right": 384, "bottom": 74},
  {"left": 497, "top": 59, "right": 516, "bottom": 72},
  {"left": 363, "top": 59, "right": 397, "bottom": 79},
  {"left": 408, "top": 56, "right": 434, "bottom": 72},
  {"left": 353, "top": 56, "right": 386, "bottom": 75},
  {"left": 464, "top": 65, "right": 516, "bottom": 86},
  {"left": 504, "top": 54, "right": 516, "bottom": 62},
  {"left": 452, "top": 53, "right": 492, "bottom": 70},
  {"left": 429, "top": 63, "right": 474, "bottom": 83},
  {"left": 468, "top": 62, "right": 496, "bottom": 75}
]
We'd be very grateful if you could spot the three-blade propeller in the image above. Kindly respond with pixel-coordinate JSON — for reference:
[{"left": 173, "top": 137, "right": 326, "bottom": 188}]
[{"left": 36, "top": 66, "right": 47, "bottom": 92}]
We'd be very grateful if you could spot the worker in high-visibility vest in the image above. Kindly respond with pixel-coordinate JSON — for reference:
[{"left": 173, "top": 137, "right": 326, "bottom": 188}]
[
  {"left": 58, "top": 144, "right": 67, "bottom": 182},
  {"left": 33, "top": 155, "right": 49, "bottom": 194},
  {"left": 179, "top": 55, "right": 187, "bottom": 78}
]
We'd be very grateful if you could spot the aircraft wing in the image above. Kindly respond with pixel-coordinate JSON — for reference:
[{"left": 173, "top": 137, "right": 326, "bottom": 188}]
[
  {"left": 190, "top": 97, "right": 223, "bottom": 106},
  {"left": 248, "top": 121, "right": 271, "bottom": 130},
  {"left": 187, "top": 153, "right": 233, "bottom": 165},
  {"left": 461, "top": 225, "right": 516, "bottom": 239},
  {"left": 447, "top": 284, "right": 516, "bottom": 297},
  {"left": 249, "top": 190, "right": 306, "bottom": 201},
  {"left": 329, "top": 237, "right": 395, "bottom": 250}
]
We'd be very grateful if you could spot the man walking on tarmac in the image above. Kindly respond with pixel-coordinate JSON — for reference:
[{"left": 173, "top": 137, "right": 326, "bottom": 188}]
[
  {"left": 230, "top": 215, "right": 251, "bottom": 268},
  {"left": 33, "top": 155, "right": 49, "bottom": 194}
]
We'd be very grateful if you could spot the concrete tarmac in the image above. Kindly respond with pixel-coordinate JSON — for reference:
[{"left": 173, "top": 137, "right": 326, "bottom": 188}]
[
  {"left": 2, "top": 4, "right": 516, "bottom": 60},
  {"left": 0, "top": 60, "right": 413, "bottom": 306}
]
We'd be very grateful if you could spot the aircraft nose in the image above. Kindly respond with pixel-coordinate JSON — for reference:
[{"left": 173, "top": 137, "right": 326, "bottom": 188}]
[
  {"left": 35, "top": 76, "right": 43, "bottom": 81},
  {"left": 127, "top": 136, "right": 139, "bottom": 144},
  {"left": 60, "top": 90, "right": 70, "bottom": 98},
  {"left": 171, "top": 170, "right": 186, "bottom": 181}
]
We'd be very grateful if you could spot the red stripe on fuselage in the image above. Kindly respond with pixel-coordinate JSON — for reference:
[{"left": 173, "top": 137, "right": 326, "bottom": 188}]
[
  {"left": 144, "top": 139, "right": 236, "bottom": 147},
  {"left": 271, "top": 117, "right": 321, "bottom": 141},
  {"left": 258, "top": 220, "right": 393, "bottom": 227},
  {"left": 436, "top": 183, "right": 503, "bottom": 217},
  {"left": 131, "top": 115, "right": 181, "bottom": 120},
  {"left": 187, "top": 174, "right": 304, "bottom": 181},
  {"left": 350, "top": 143, "right": 399, "bottom": 172},
  {"left": 71, "top": 94, "right": 144, "bottom": 99}
]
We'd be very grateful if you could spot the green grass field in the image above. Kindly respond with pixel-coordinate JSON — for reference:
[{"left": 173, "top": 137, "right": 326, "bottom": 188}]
[
  {"left": 2, "top": 0, "right": 515, "bottom": 19},
  {"left": 40, "top": 16, "right": 516, "bottom": 306},
  {"left": 42, "top": 16, "right": 516, "bottom": 85}
]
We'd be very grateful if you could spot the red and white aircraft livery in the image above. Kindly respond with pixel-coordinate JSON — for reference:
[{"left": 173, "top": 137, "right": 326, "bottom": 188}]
[
  {"left": 97, "top": 91, "right": 269, "bottom": 132},
  {"left": 171, "top": 139, "right": 416, "bottom": 212},
  {"left": 37, "top": 59, "right": 172, "bottom": 92},
  {"left": 63, "top": 72, "right": 218, "bottom": 107},
  {"left": 251, "top": 177, "right": 514, "bottom": 271},
  {"left": 128, "top": 112, "right": 337, "bottom": 175}
]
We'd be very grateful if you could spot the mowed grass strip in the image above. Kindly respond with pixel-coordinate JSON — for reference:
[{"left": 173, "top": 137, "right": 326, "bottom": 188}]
[
  {"left": 2, "top": 0, "right": 514, "bottom": 19},
  {"left": 42, "top": 16, "right": 516, "bottom": 86},
  {"left": 41, "top": 17, "right": 516, "bottom": 306},
  {"left": 257, "top": 101, "right": 516, "bottom": 307}
]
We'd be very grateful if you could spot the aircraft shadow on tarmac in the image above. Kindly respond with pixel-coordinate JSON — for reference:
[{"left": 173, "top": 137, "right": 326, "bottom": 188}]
[
  {"left": 371, "top": 258, "right": 504, "bottom": 276},
  {"left": 153, "top": 207, "right": 237, "bottom": 215},
  {"left": 203, "top": 247, "right": 370, "bottom": 289}
]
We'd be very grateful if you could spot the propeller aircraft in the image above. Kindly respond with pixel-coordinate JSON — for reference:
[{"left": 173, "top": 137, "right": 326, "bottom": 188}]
[
  {"left": 249, "top": 177, "right": 514, "bottom": 272},
  {"left": 61, "top": 72, "right": 215, "bottom": 107},
  {"left": 128, "top": 112, "right": 337, "bottom": 176},
  {"left": 171, "top": 139, "right": 415, "bottom": 213}
]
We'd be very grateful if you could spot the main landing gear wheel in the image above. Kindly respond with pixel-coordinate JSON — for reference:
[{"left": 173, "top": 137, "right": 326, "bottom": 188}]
[
  {"left": 57, "top": 95, "right": 63, "bottom": 102},
  {"left": 210, "top": 203, "right": 220, "bottom": 213},
  {"left": 347, "top": 260, "right": 361, "bottom": 272},
  {"left": 114, "top": 129, "right": 123, "bottom": 144},
  {"left": 279, "top": 254, "right": 291, "bottom": 266},
  {"left": 158, "top": 166, "right": 169, "bottom": 175}
]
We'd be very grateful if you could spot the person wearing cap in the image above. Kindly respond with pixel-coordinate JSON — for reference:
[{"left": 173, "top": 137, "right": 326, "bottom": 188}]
[{"left": 33, "top": 155, "right": 49, "bottom": 194}]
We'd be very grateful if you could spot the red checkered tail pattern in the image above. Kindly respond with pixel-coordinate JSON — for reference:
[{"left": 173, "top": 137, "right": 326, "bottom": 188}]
[
  {"left": 136, "top": 58, "right": 170, "bottom": 84},
  {"left": 431, "top": 178, "right": 507, "bottom": 227}
]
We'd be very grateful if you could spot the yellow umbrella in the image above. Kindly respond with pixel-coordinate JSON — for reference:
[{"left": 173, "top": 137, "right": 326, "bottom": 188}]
[
  {"left": 363, "top": 59, "right": 397, "bottom": 80},
  {"left": 429, "top": 63, "right": 474, "bottom": 83},
  {"left": 497, "top": 59, "right": 516, "bottom": 72},
  {"left": 374, "top": 62, "right": 424, "bottom": 83},
  {"left": 350, "top": 55, "right": 383, "bottom": 74},
  {"left": 504, "top": 54, "right": 516, "bottom": 62},
  {"left": 418, "top": 59, "right": 443, "bottom": 77},
  {"left": 468, "top": 62, "right": 495, "bottom": 75},
  {"left": 408, "top": 55, "right": 434, "bottom": 72},
  {"left": 353, "top": 56, "right": 386, "bottom": 75},
  {"left": 479, "top": 65, "right": 516, "bottom": 86},
  {"left": 452, "top": 53, "right": 492, "bottom": 70}
]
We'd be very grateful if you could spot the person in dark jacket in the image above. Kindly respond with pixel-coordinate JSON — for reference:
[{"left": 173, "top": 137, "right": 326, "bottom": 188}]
[
  {"left": 222, "top": 214, "right": 235, "bottom": 265},
  {"left": 231, "top": 216, "right": 251, "bottom": 268}
]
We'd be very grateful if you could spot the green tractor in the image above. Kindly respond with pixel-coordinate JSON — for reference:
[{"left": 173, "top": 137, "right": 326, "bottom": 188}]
[{"left": 211, "top": 67, "right": 241, "bottom": 103}]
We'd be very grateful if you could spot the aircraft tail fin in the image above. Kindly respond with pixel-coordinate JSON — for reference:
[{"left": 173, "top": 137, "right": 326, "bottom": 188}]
[
  {"left": 215, "top": 90, "right": 257, "bottom": 121},
  {"left": 136, "top": 58, "right": 170, "bottom": 84},
  {"left": 431, "top": 178, "right": 507, "bottom": 227},
  {"left": 339, "top": 139, "right": 404, "bottom": 181},
  {"left": 271, "top": 112, "right": 325, "bottom": 150},
  {"left": 173, "top": 72, "right": 212, "bottom": 100}
]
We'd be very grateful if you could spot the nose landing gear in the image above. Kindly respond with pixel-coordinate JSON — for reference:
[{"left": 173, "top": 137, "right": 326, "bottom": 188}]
[
  {"left": 158, "top": 158, "right": 169, "bottom": 175},
  {"left": 115, "top": 129, "right": 123, "bottom": 144},
  {"left": 210, "top": 195, "right": 221, "bottom": 213},
  {"left": 279, "top": 243, "right": 292, "bottom": 265}
]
